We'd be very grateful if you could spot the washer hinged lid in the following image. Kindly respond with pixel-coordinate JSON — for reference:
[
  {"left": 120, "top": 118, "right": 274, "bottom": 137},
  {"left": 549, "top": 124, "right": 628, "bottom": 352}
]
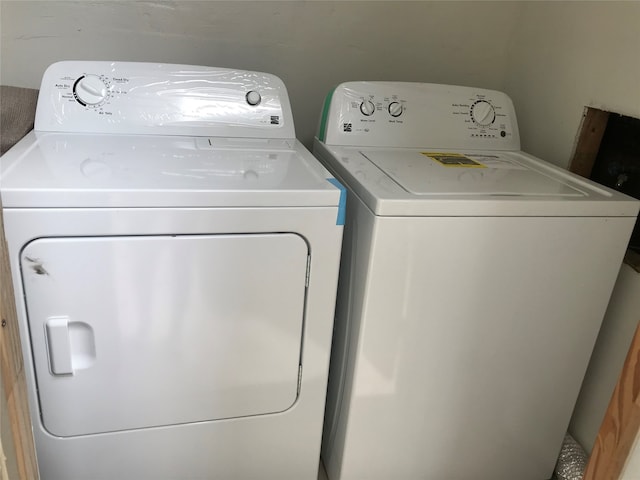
[
  {"left": 317, "top": 144, "right": 639, "bottom": 217},
  {"left": 0, "top": 133, "right": 340, "bottom": 208},
  {"left": 363, "top": 150, "right": 584, "bottom": 197}
]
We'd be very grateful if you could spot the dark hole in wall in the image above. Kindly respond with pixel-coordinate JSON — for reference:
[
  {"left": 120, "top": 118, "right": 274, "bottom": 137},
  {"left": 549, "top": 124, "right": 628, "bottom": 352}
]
[{"left": 589, "top": 113, "right": 640, "bottom": 252}]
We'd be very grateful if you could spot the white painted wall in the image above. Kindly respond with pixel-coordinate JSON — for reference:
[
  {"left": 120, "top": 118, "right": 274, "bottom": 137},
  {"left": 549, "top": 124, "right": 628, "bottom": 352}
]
[
  {"left": 503, "top": 1, "right": 640, "bottom": 168},
  {"left": 2, "top": 0, "right": 640, "bottom": 472},
  {"left": 0, "top": 0, "right": 520, "bottom": 147}
]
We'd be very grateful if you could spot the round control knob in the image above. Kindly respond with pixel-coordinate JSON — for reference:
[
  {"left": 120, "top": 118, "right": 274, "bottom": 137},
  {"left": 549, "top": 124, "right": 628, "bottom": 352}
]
[
  {"left": 360, "top": 100, "right": 375, "bottom": 116},
  {"left": 73, "top": 75, "right": 108, "bottom": 106},
  {"left": 388, "top": 101, "right": 403, "bottom": 117},
  {"left": 470, "top": 100, "right": 496, "bottom": 126},
  {"left": 246, "top": 90, "right": 261, "bottom": 106}
]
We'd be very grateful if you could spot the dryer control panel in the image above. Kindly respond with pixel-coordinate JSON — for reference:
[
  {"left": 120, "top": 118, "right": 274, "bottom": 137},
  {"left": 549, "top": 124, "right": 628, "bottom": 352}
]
[
  {"left": 318, "top": 82, "right": 520, "bottom": 150},
  {"left": 35, "top": 61, "right": 295, "bottom": 139}
]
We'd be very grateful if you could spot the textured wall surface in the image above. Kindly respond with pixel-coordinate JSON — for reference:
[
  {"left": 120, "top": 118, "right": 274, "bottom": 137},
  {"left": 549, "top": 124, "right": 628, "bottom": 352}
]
[
  {"left": 0, "top": 1, "right": 520, "bottom": 147},
  {"left": 2, "top": 0, "right": 640, "bottom": 472},
  {"left": 503, "top": 1, "right": 640, "bottom": 167},
  {"left": 3, "top": 2, "right": 638, "bottom": 162}
]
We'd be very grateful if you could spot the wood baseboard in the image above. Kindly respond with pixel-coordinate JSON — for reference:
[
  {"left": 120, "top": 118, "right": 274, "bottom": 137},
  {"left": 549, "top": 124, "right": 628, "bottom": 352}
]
[
  {"left": 0, "top": 205, "right": 38, "bottom": 480},
  {"left": 583, "top": 319, "right": 640, "bottom": 480}
]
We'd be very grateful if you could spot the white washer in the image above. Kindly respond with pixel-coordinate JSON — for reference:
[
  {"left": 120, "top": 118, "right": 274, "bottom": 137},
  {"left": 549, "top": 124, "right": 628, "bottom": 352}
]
[
  {"left": 0, "top": 61, "right": 345, "bottom": 479},
  {"left": 313, "top": 82, "right": 639, "bottom": 480}
]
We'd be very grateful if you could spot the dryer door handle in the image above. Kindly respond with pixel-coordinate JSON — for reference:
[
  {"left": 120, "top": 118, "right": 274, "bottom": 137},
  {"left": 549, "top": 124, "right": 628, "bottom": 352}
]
[
  {"left": 45, "top": 317, "right": 74, "bottom": 375},
  {"left": 45, "top": 317, "right": 97, "bottom": 375}
]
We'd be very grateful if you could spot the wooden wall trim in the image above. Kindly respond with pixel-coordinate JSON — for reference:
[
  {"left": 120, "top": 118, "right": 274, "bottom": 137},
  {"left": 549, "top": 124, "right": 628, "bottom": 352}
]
[
  {"left": 569, "top": 107, "right": 610, "bottom": 178},
  {"left": 0, "top": 204, "right": 39, "bottom": 480},
  {"left": 584, "top": 319, "right": 640, "bottom": 480}
]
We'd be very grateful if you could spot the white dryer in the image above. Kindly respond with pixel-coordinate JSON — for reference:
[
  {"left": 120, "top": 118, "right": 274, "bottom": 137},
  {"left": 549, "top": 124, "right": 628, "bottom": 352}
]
[
  {"left": 0, "top": 61, "right": 345, "bottom": 479},
  {"left": 313, "top": 82, "right": 639, "bottom": 480}
]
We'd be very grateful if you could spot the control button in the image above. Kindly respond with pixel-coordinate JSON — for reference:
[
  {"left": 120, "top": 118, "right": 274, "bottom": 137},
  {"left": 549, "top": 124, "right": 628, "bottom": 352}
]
[
  {"left": 388, "top": 101, "right": 403, "bottom": 117},
  {"left": 246, "top": 91, "right": 261, "bottom": 106},
  {"left": 360, "top": 100, "right": 375, "bottom": 116},
  {"left": 470, "top": 100, "right": 496, "bottom": 127},
  {"left": 500, "top": 130, "right": 506, "bottom": 137},
  {"left": 73, "top": 75, "right": 108, "bottom": 106}
]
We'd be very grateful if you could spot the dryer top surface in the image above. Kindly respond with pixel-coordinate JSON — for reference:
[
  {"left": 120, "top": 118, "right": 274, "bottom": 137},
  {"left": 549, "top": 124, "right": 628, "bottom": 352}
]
[{"left": 0, "top": 132, "right": 339, "bottom": 208}]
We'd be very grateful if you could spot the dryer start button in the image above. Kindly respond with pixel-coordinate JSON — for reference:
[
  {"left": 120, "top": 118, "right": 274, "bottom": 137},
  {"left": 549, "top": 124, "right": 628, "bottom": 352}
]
[{"left": 246, "top": 90, "right": 262, "bottom": 106}]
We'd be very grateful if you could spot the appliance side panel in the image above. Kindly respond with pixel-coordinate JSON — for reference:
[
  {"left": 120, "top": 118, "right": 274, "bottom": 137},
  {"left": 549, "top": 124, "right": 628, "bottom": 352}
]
[
  {"left": 334, "top": 215, "right": 634, "bottom": 480},
  {"left": 322, "top": 192, "right": 377, "bottom": 480}
]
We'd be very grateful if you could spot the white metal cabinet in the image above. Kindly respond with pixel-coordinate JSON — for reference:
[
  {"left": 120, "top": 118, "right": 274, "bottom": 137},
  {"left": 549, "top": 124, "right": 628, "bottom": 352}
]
[
  {"left": 315, "top": 81, "right": 639, "bottom": 480},
  {"left": 1, "top": 62, "right": 344, "bottom": 480},
  {"left": 324, "top": 203, "right": 635, "bottom": 479}
]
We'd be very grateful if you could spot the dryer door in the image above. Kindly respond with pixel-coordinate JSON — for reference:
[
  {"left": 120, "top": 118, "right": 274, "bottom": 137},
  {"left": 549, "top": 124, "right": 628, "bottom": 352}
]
[{"left": 21, "top": 234, "right": 308, "bottom": 437}]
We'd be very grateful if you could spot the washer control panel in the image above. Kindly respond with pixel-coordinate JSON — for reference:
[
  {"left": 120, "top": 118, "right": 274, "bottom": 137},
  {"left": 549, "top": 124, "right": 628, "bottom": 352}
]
[
  {"left": 35, "top": 61, "right": 295, "bottom": 138},
  {"left": 319, "top": 82, "right": 520, "bottom": 150}
]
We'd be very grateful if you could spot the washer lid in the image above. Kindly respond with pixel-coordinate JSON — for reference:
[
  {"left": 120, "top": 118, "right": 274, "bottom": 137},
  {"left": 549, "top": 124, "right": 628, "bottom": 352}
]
[
  {"left": 363, "top": 150, "right": 584, "bottom": 197},
  {"left": 315, "top": 142, "right": 639, "bottom": 217},
  {"left": 0, "top": 132, "right": 340, "bottom": 208}
]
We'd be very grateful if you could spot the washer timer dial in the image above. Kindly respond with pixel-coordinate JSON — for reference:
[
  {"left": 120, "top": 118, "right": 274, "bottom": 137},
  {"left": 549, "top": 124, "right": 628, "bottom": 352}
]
[
  {"left": 388, "top": 101, "right": 403, "bottom": 118},
  {"left": 470, "top": 100, "right": 496, "bottom": 126},
  {"left": 73, "top": 75, "right": 109, "bottom": 106}
]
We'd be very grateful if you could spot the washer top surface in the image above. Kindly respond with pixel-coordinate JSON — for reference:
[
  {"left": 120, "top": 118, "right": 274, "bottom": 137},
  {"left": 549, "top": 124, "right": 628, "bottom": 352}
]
[
  {"left": 315, "top": 81, "right": 639, "bottom": 217},
  {"left": 362, "top": 149, "right": 583, "bottom": 197},
  {"left": 316, "top": 143, "right": 639, "bottom": 217},
  {"left": 1, "top": 132, "right": 338, "bottom": 208}
]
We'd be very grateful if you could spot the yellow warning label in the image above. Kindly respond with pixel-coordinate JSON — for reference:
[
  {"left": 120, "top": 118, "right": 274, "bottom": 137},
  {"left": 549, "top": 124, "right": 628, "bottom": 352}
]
[{"left": 421, "top": 152, "right": 486, "bottom": 168}]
